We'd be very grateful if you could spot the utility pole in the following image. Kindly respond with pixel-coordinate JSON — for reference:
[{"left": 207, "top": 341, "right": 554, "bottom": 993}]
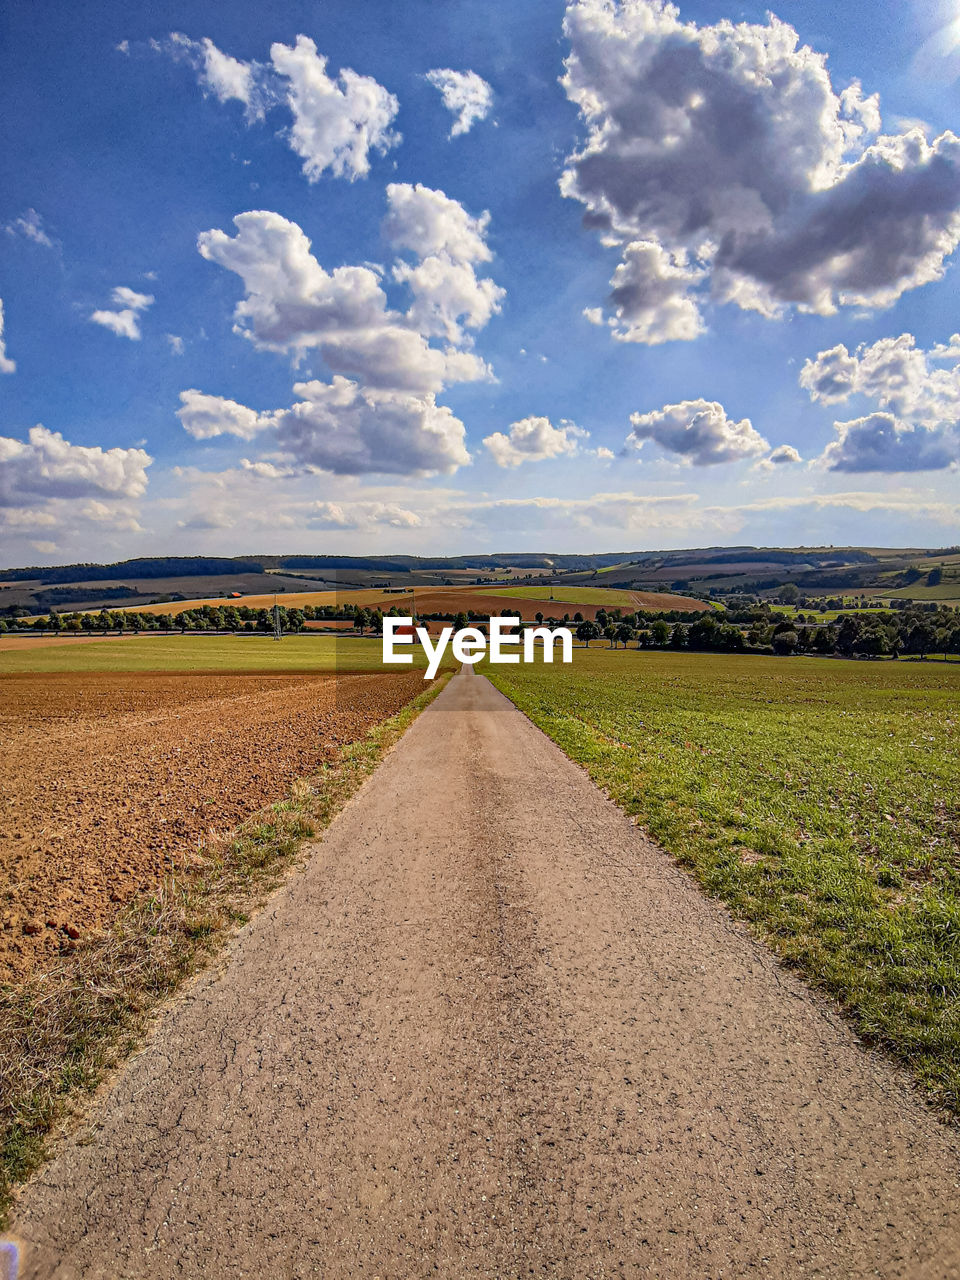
[{"left": 273, "top": 595, "right": 282, "bottom": 641}]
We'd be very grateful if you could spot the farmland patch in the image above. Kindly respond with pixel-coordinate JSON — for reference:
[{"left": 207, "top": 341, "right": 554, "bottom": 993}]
[
  {"left": 0, "top": 669, "right": 429, "bottom": 977},
  {"left": 485, "top": 649, "right": 960, "bottom": 1111},
  {"left": 473, "top": 585, "right": 711, "bottom": 611},
  {"left": 0, "top": 635, "right": 444, "bottom": 674}
]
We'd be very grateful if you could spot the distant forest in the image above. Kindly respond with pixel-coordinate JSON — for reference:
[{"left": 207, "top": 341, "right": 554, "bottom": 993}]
[{"left": 0, "top": 557, "right": 265, "bottom": 584}]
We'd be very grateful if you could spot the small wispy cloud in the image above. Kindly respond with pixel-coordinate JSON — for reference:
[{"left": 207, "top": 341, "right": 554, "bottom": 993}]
[
  {"left": 90, "top": 286, "right": 154, "bottom": 341},
  {"left": 5, "top": 209, "right": 55, "bottom": 249}
]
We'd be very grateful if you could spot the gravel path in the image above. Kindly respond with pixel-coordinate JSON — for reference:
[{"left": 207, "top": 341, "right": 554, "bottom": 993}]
[{"left": 12, "top": 669, "right": 960, "bottom": 1278}]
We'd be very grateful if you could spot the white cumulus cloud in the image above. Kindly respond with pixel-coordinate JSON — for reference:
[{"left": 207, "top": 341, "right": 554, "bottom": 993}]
[
  {"left": 425, "top": 69, "right": 493, "bottom": 137},
  {"left": 383, "top": 182, "right": 493, "bottom": 263},
  {"left": 271, "top": 35, "right": 400, "bottom": 181},
  {"left": 274, "top": 377, "right": 471, "bottom": 477},
  {"left": 801, "top": 333, "right": 960, "bottom": 422},
  {"left": 627, "top": 399, "right": 771, "bottom": 466},
  {"left": 200, "top": 37, "right": 258, "bottom": 109},
  {"left": 586, "top": 241, "right": 704, "bottom": 345},
  {"left": 386, "top": 184, "right": 504, "bottom": 345},
  {"left": 90, "top": 286, "right": 154, "bottom": 340},
  {"left": 801, "top": 332, "right": 960, "bottom": 470},
  {"left": 198, "top": 210, "right": 389, "bottom": 356},
  {"left": 161, "top": 33, "right": 399, "bottom": 182},
  {"left": 820, "top": 413, "right": 960, "bottom": 473},
  {"left": 755, "top": 444, "right": 804, "bottom": 472},
  {"left": 177, "top": 390, "right": 275, "bottom": 440},
  {"left": 193, "top": 186, "right": 502, "bottom": 477},
  {"left": 561, "top": 0, "right": 960, "bottom": 343},
  {"left": 0, "top": 425, "right": 152, "bottom": 505},
  {"left": 483, "top": 416, "right": 587, "bottom": 467},
  {"left": 198, "top": 202, "right": 499, "bottom": 391}
]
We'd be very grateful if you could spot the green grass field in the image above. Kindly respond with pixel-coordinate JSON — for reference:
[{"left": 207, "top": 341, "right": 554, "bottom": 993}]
[
  {"left": 485, "top": 649, "right": 960, "bottom": 1110},
  {"left": 0, "top": 634, "right": 450, "bottom": 674},
  {"left": 879, "top": 586, "right": 960, "bottom": 604},
  {"left": 481, "top": 585, "right": 642, "bottom": 608},
  {"left": 772, "top": 604, "right": 899, "bottom": 622}
]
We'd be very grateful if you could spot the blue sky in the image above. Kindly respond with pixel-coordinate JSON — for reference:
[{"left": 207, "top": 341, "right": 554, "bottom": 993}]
[{"left": 2, "top": 0, "right": 960, "bottom": 562}]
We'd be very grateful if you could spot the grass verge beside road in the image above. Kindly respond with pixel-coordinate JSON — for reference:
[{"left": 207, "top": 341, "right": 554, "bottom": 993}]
[
  {"left": 485, "top": 649, "right": 960, "bottom": 1114},
  {"left": 0, "top": 671, "right": 452, "bottom": 1225}
]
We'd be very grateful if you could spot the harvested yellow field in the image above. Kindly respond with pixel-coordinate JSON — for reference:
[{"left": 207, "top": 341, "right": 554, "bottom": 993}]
[
  {"left": 132, "top": 583, "right": 707, "bottom": 618},
  {"left": 136, "top": 588, "right": 414, "bottom": 615}
]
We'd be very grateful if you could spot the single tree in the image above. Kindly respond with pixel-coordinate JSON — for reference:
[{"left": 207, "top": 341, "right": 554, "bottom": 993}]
[
  {"left": 615, "top": 622, "right": 634, "bottom": 648},
  {"left": 772, "top": 628, "right": 799, "bottom": 655},
  {"left": 576, "top": 620, "right": 600, "bottom": 648}
]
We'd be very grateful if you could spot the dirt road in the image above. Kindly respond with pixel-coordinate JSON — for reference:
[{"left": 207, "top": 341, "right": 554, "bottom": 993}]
[{"left": 12, "top": 670, "right": 960, "bottom": 1277}]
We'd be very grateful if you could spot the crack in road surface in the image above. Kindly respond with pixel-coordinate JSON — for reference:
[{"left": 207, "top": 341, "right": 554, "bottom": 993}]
[{"left": 12, "top": 670, "right": 960, "bottom": 1278}]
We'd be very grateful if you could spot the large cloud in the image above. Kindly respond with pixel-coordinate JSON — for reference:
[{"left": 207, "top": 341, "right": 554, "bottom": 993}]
[
  {"left": 161, "top": 33, "right": 399, "bottom": 182},
  {"left": 483, "top": 416, "right": 587, "bottom": 467},
  {"left": 198, "top": 189, "right": 501, "bottom": 381},
  {"left": 90, "top": 286, "right": 154, "bottom": 340},
  {"left": 0, "top": 299, "right": 15, "bottom": 373},
  {"left": 0, "top": 425, "right": 151, "bottom": 505},
  {"left": 425, "top": 69, "right": 493, "bottom": 137},
  {"left": 193, "top": 187, "right": 502, "bottom": 477},
  {"left": 801, "top": 332, "right": 960, "bottom": 470},
  {"left": 561, "top": 0, "right": 960, "bottom": 342},
  {"left": 626, "top": 399, "right": 770, "bottom": 465}
]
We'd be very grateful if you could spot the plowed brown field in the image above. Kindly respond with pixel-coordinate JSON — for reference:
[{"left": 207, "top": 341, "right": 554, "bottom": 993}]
[{"left": 0, "top": 669, "right": 428, "bottom": 977}]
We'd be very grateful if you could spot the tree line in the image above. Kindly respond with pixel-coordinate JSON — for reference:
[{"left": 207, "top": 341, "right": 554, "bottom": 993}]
[{"left": 4, "top": 599, "right": 958, "bottom": 659}]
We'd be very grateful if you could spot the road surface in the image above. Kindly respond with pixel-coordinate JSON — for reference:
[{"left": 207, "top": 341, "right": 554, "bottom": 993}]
[{"left": 12, "top": 669, "right": 960, "bottom": 1278}]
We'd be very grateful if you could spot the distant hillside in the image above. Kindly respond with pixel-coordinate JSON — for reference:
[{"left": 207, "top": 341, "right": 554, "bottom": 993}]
[
  {"left": 0, "top": 556, "right": 265, "bottom": 584},
  {"left": 2, "top": 545, "right": 958, "bottom": 616}
]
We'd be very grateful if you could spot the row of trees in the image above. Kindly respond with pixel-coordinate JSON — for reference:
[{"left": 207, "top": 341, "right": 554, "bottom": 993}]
[
  {"left": 1, "top": 601, "right": 394, "bottom": 636},
  {"left": 5, "top": 598, "right": 958, "bottom": 660},
  {"left": 576, "top": 606, "right": 960, "bottom": 658}
]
